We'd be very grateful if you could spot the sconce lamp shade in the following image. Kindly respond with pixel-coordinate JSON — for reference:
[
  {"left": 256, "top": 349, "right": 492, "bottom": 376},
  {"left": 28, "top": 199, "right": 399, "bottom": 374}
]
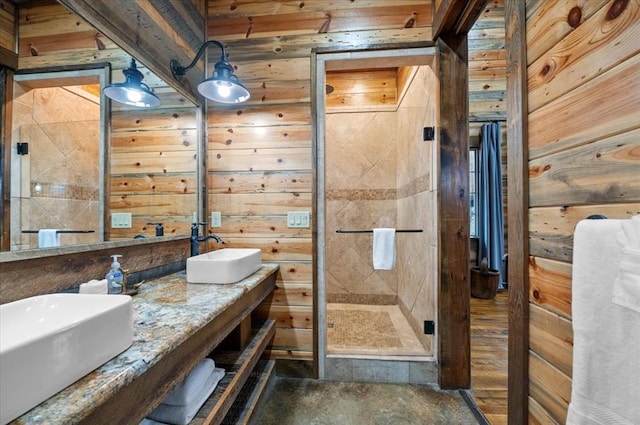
[
  {"left": 197, "top": 60, "right": 250, "bottom": 104},
  {"left": 103, "top": 59, "right": 160, "bottom": 108},
  {"left": 171, "top": 40, "right": 250, "bottom": 104}
]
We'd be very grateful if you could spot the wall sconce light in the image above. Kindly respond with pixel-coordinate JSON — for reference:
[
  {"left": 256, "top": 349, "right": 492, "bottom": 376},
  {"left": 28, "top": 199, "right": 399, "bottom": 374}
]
[
  {"left": 103, "top": 58, "right": 161, "bottom": 108},
  {"left": 170, "top": 40, "right": 250, "bottom": 104}
]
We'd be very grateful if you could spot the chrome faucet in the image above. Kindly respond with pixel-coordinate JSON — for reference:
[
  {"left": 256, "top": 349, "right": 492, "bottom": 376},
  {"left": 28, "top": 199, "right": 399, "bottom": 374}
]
[{"left": 190, "top": 222, "right": 221, "bottom": 256}]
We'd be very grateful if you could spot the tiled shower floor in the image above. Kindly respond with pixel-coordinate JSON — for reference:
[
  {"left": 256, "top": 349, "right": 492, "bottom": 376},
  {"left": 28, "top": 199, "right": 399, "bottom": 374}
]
[{"left": 326, "top": 303, "right": 429, "bottom": 357}]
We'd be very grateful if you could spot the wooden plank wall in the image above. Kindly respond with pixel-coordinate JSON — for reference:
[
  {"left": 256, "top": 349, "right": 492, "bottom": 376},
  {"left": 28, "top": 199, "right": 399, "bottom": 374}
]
[
  {"left": 17, "top": 3, "right": 127, "bottom": 70},
  {"left": 15, "top": 3, "right": 199, "bottom": 241},
  {"left": 206, "top": 0, "right": 432, "bottom": 362},
  {"left": 109, "top": 78, "right": 198, "bottom": 240},
  {"left": 525, "top": 1, "right": 640, "bottom": 423},
  {"left": 0, "top": 0, "right": 14, "bottom": 51},
  {"left": 0, "top": 0, "right": 17, "bottom": 68}
]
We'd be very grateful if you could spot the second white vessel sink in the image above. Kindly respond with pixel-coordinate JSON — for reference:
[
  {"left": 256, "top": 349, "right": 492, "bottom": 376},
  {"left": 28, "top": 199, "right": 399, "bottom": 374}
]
[
  {"left": 186, "top": 248, "right": 262, "bottom": 284},
  {"left": 0, "top": 293, "right": 133, "bottom": 424}
]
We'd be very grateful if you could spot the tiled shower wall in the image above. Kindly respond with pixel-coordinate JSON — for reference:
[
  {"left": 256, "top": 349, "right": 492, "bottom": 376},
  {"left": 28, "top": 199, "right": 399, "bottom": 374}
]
[
  {"left": 325, "top": 109, "right": 399, "bottom": 305},
  {"left": 325, "top": 64, "right": 438, "bottom": 353},
  {"left": 11, "top": 85, "right": 101, "bottom": 250}
]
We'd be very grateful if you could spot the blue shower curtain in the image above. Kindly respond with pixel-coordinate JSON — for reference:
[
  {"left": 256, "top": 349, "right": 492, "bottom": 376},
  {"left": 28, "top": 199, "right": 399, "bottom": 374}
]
[{"left": 478, "top": 122, "right": 505, "bottom": 289}]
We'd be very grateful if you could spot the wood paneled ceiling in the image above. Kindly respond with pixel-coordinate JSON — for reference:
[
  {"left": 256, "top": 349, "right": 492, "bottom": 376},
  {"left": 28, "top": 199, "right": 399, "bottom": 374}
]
[{"left": 325, "top": 66, "right": 416, "bottom": 112}]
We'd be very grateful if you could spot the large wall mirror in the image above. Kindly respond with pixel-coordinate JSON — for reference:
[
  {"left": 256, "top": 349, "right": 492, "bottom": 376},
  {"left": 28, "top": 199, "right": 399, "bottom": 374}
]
[
  {"left": 1, "top": 1, "right": 201, "bottom": 254},
  {"left": 10, "top": 68, "right": 109, "bottom": 250}
]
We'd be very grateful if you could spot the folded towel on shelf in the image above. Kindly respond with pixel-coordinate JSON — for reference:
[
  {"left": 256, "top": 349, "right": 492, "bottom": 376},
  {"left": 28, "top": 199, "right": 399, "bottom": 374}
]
[
  {"left": 567, "top": 218, "right": 640, "bottom": 425},
  {"left": 373, "top": 228, "right": 396, "bottom": 270},
  {"left": 147, "top": 367, "right": 225, "bottom": 425},
  {"left": 79, "top": 279, "right": 108, "bottom": 294},
  {"left": 161, "top": 358, "right": 216, "bottom": 407},
  {"left": 38, "top": 229, "right": 60, "bottom": 248},
  {"left": 140, "top": 418, "right": 169, "bottom": 425},
  {"left": 612, "top": 215, "right": 640, "bottom": 313}
]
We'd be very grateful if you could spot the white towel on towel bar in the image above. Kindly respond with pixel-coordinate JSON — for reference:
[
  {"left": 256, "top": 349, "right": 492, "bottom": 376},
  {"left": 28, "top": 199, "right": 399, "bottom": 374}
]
[
  {"left": 373, "top": 228, "right": 396, "bottom": 270},
  {"left": 38, "top": 229, "right": 60, "bottom": 248},
  {"left": 567, "top": 217, "right": 640, "bottom": 425}
]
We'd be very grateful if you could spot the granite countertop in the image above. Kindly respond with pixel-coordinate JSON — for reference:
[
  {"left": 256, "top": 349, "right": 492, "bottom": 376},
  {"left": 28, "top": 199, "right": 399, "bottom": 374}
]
[{"left": 13, "top": 263, "right": 279, "bottom": 425}]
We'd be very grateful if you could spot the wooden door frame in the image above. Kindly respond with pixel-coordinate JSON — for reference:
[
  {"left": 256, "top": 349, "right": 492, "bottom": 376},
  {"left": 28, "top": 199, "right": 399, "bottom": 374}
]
[
  {"left": 436, "top": 32, "right": 471, "bottom": 389},
  {"left": 505, "top": 0, "right": 529, "bottom": 423},
  {"left": 311, "top": 45, "right": 438, "bottom": 380},
  {"left": 312, "top": 39, "right": 475, "bottom": 389},
  {"left": 434, "top": 3, "right": 529, "bottom": 420}
]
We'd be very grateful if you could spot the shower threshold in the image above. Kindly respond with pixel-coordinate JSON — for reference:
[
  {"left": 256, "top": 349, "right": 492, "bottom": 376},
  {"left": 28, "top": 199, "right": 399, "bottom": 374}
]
[{"left": 326, "top": 353, "right": 434, "bottom": 362}]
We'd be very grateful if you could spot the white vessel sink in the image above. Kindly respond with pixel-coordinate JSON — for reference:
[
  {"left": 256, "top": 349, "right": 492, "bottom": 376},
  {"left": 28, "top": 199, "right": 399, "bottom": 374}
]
[
  {"left": 187, "top": 248, "right": 262, "bottom": 284},
  {"left": 0, "top": 293, "right": 133, "bottom": 424}
]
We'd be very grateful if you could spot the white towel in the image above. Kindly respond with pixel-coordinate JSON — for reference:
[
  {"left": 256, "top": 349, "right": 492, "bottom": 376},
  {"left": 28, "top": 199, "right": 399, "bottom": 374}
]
[
  {"left": 373, "top": 228, "right": 396, "bottom": 270},
  {"left": 147, "top": 368, "right": 225, "bottom": 425},
  {"left": 140, "top": 419, "right": 168, "bottom": 425},
  {"left": 79, "top": 279, "right": 108, "bottom": 294},
  {"left": 38, "top": 229, "right": 60, "bottom": 248},
  {"left": 611, "top": 215, "right": 640, "bottom": 313},
  {"left": 567, "top": 218, "right": 640, "bottom": 425},
  {"left": 162, "top": 358, "right": 215, "bottom": 406}
]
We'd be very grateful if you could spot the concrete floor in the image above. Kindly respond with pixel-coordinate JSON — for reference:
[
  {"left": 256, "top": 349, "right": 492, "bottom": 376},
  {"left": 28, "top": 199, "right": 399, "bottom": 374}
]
[{"left": 249, "top": 378, "right": 479, "bottom": 425}]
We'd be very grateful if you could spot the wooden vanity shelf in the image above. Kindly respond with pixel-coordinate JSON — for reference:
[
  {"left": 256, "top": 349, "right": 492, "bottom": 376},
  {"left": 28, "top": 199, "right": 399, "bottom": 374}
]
[
  {"left": 220, "top": 360, "right": 275, "bottom": 425},
  {"left": 190, "top": 319, "right": 276, "bottom": 425}
]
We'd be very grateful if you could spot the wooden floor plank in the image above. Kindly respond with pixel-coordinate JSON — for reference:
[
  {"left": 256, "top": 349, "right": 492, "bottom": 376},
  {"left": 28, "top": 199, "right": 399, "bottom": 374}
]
[{"left": 470, "top": 290, "right": 508, "bottom": 424}]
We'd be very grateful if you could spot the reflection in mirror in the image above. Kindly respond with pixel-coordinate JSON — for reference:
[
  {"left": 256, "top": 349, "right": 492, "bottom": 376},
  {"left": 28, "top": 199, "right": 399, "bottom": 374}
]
[
  {"left": 11, "top": 69, "right": 108, "bottom": 250},
  {"left": 3, "top": 1, "right": 198, "bottom": 252}
]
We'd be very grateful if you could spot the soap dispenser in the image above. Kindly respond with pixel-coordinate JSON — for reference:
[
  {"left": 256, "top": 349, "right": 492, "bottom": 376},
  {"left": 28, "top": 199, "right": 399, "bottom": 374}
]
[{"left": 106, "top": 254, "right": 124, "bottom": 294}]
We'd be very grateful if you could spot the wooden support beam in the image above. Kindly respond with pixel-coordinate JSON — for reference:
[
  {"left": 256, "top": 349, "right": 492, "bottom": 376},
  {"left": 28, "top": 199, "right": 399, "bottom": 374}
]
[
  {"left": 453, "top": 0, "right": 491, "bottom": 35},
  {"left": 58, "top": 0, "right": 204, "bottom": 106},
  {"left": 0, "top": 46, "right": 18, "bottom": 70},
  {"left": 437, "top": 32, "right": 471, "bottom": 389},
  {"left": 505, "top": 0, "right": 529, "bottom": 423},
  {"left": 432, "top": 0, "right": 490, "bottom": 39},
  {"left": 0, "top": 68, "right": 12, "bottom": 251}
]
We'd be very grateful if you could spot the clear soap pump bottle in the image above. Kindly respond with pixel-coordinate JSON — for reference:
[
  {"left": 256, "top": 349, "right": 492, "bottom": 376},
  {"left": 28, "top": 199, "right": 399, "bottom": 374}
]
[{"left": 106, "top": 254, "right": 124, "bottom": 294}]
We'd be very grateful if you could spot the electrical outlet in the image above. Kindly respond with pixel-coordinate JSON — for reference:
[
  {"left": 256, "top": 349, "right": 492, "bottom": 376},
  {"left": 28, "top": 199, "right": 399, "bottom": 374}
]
[
  {"left": 287, "top": 212, "right": 310, "bottom": 228},
  {"left": 211, "top": 211, "right": 222, "bottom": 228},
  {"left": 111, "top": 212, "right": 132, "bottom": 228}
]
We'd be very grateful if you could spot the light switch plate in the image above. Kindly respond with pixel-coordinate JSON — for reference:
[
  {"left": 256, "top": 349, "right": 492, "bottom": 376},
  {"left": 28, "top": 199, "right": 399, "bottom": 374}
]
[
  {"left": 211, "top": 211, "right": 222, "bottom": 228},
  {"left": 287, "top": 212, "right": 310, "bottom": 228},
  {"left": 111, "top": 212, "right": 132, "bottom": 228}
]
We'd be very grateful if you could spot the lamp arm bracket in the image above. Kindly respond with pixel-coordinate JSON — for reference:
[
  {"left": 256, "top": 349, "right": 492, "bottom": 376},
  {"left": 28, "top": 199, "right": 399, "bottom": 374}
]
[{"left": 170, "top": 40, "right": 227, "bottom": 80}]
